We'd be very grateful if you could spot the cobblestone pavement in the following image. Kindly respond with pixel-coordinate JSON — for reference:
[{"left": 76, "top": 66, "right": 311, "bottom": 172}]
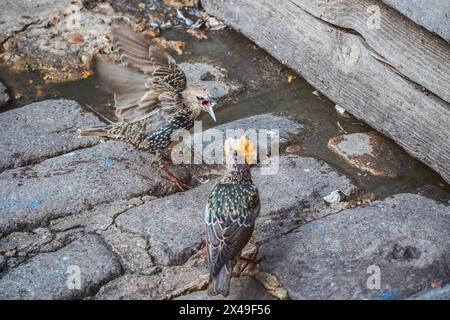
[
  {"left": 0, "top": 0, "right": 449, "bottom": 300},
  {"left": 1, "top": 95, "right": 449, "bottom": 299}
]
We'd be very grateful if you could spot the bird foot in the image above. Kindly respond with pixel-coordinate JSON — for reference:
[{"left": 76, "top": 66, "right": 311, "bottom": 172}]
[
  {"left": 237, "top": 249, "right": 262, "bottom": 274},
  {"left": 199, "top": 245, "right": 208, "bottom": 257},
  {"left": 239, "top": 256, "right": 263, "bottom": 264},
  {"left": 160, "top": 165, "right": 191, "bottom": 192},
  {"left": 172, "top": 178, "right": 191, "bottom": 192}
]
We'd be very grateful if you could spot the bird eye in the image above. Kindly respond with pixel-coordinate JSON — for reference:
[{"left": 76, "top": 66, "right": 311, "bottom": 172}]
[{"left": 196, "top": 96, "right": 202, "bottom": 100}]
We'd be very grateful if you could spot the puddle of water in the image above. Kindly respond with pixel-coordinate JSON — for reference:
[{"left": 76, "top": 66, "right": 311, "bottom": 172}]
[
  {"left": 0, "top": 64, "right": 114, "bottom": 118},
  {"left": 0, "top": 28, "right": 448, "bottom": 201},
  {"left": 213, "top": 78, "right": 449, "bottom": 199},
  {"left": 163, "top": 28, "right": 288, "bottom": 89}
]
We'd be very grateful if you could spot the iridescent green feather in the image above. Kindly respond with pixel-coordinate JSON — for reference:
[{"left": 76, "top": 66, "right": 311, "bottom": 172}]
[{"left": 206, "top": 182, "right": 259, "bottom": 226}]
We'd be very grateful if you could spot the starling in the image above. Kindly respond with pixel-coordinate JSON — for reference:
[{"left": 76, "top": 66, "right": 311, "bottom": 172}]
[
  {"left": 205, "top": 137, "right": 260, "bottom": 297},
  {"left": 79, "top": 25, "right": 216, "bottom": 189}
]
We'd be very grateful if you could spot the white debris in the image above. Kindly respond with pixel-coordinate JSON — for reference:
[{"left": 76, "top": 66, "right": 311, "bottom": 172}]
[
  {"left": 335, "top": 104, "right": 346, "bottom": 115},
  {"left": 177, "top": 9, "right": 194, "bottom": 26},
  {"left": 323, "top": 190, "right": 343, "bottom": 204},
  {"left": 197, "top": 177, "right": 210, "bottom": 184},
  {"left": 204, "top": 15, "right": 226, "bottom": 30}
]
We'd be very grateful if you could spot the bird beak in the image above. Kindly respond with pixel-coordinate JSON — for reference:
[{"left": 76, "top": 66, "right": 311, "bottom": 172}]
[
  {"left": 207, "top": 96, "right": 217, "bottom": 122},
  {"left": 206, "top": 107, "right": 216, "bottom": 122}
]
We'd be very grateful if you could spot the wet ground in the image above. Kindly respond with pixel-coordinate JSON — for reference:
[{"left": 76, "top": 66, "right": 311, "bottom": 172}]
[
  {"left": 0, "top": 27, "right": 448, "bottom": 200},
  {"left": 1, "top": 1, "right": 449, "bottom": 301}
]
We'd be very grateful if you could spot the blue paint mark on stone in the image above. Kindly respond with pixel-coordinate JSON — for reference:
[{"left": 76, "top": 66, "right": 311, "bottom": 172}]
[
  {"left": 101, "top": 158, "right": 114, "bottom": 167},
  {"left": 383, "top": 292, "right": 395, "bottom": 300},
  {"left": 382, "top": 292, "right": 396, "bottom": 300},
  {"left": 314, "top": 222, "right": 325, "bottom": 234},
  {"left": 0, "top": 198, "right": 44, "bottom": 211},
  {"left": 30, "top": 199, "right": 43, "bottom": 208}
]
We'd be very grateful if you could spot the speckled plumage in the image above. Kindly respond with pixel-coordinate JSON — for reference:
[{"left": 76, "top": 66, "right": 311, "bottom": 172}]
[
  {"left": 205, "top": 155, "right": 260, "bottom": 297},
  {"left": 79, "top": 25, "right": 215, "bottom": 158},
  {"left": 111, "top": 108, "right": 194, "bottom": 152}
]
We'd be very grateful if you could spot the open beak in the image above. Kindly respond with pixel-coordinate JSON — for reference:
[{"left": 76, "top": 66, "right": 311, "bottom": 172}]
[{"left": 206, "top": 96, "right": 217, "bottom": 122}]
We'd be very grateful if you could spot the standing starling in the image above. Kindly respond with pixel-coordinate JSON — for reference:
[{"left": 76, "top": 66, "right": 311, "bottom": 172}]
[
  {"left": 79, "top": 25, "right": 216, "bottom": 189},
  {"left": 205, "top": 137, "right": 260, "bottom": 297}
]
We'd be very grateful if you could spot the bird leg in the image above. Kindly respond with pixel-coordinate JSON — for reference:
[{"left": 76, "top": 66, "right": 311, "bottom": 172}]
[
  {"left": 199, "top": 244, "right": 208, "bottom": 257},
  {"left": 238, "top": 248, "right": 262, "bottom": 274},
  {"left": 160, "top": 163, "right": 191, "bottom": 191}
]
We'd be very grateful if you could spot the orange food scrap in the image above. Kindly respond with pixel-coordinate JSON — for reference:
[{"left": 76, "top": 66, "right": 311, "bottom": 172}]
[
  {"left": 287, "top": 75, "right": 296, "bottom": 83},
  {"left": 145, "top": 29, "right": 158, "bottom": 38},
  {"left": 68, "top": 33, "right": 84, "bottom": 44},
  {"left": 81, "top": 70, "right": 91, "bottom": 79}
]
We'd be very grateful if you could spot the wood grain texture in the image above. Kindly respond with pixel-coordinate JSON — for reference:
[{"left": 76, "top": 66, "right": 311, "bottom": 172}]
[
  {"left": 202, "top": 0, "right": 450, "bottom": 183},
  {"left": 383, "top": 0, "right": 450, "bottom": 42},
  {"left": 291, "top": 0, "right": 450, "bottom": 104}
]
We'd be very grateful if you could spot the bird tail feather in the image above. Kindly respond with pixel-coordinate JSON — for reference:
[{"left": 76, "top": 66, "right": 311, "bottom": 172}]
[
  {"left": 208, "top": 263, "right": 231, "bottom": 297},
  {"left": 79, "top": 126, "right": 113, "bottom": 138}
]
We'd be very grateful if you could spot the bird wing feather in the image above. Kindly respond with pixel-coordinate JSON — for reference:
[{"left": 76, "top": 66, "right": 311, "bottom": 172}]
[
  {"left": 205, "top": 183, "right": 260, "bottom": 278},
  {"left": 112, "top": 25, "right": 186, "bottom": 92},
  {"left": 95, "top": 25, "right": 186, "bottom": 123}
]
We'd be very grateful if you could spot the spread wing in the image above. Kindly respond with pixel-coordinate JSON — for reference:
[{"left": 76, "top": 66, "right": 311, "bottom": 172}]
[
  {"left": 205, "top": 183, "right": 260, "bottom": 278},
  {"left": 113, "top": 25, "right": 187, "bottom": 92},
  {"left": 95, "top": 25, "right": 187, "bottom": 123}
]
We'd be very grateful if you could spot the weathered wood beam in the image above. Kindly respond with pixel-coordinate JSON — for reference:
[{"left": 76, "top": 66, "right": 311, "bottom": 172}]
[
  {"left": 202, "top": 0, "right": 450, "bottom": 183},
  {"left": 382, "top": 0, "right": 450, "bottom": 42},
  {"left": 291, "top": 0, "right": 450, "bottom": 104}
]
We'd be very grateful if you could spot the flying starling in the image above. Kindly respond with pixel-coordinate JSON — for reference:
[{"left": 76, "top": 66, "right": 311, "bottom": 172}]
[
  {"left": 79, "top": 25, "right": 216, "bottom": 190},
  {"left": 205, "top": 136, "right": 260, "bottom": 297}
]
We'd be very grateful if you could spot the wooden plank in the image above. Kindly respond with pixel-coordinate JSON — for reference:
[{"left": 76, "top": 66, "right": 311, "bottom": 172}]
[
  {"left": 202, "top": 0, "right": 450, "bottom": 183},
  {"left": 383, "top": 0, "right": 450, "bottom": 42},
  {"left": 290, "top": 0, "right": 450, "bottom": 104}
]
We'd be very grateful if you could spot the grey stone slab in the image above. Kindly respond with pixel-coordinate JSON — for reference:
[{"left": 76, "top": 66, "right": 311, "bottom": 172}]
[
  {"left": 116, "top": 155, "right": 356, "bottom": 266},
  {"left": 101, "top": 226, "right": 158, "bottom": 275},
  {"left": 0, "top": 227, "right": 52, "bottom": 257},
  {"left": 251, "top": 156, "right": 356, "bottom": 243},
  {"left": 211, "top": 113, "right": 303, "bottom": 142},
  {"left": 383, "top": 0, "right": 450, "bottom": 41},
  {"left": 0, "top": 99, "right": 103, "bottom": 171},
  {"left": 0, "top": 227, "right": 83, "bottom": 267},
  {"left": 49, "top": 196, "right": 148, "bottom": 233},
  {"left": 116, "top": 180, "right": 214, "bottom": 266},
  {"left": 0, "top": 140, "right": 178, "bottom": 237},
  {"left": 0, "top": 81, "right": 10, "bottom": 107},
  {"left": 0, "top": 235, "right": 121, "bottom": 299},
  {"left": 328, "top": 131, "right": 405, "bottom": 177},
  {"left": 184, "top": 113, "right": 304, "bottom": 164},
  {"left": 258, "top": 194, "right": 450, "bottom": 300},
  {"left": 176, "top": 276, "right": 275, "bottom": 300},
  {"left": 95, "top": 255, "right": 208, "bottom": 300}
]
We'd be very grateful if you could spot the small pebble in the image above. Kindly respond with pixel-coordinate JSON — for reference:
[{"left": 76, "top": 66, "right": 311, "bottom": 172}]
[{"left": 323, "top": 190, "right": 343, "bottom": 204}]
